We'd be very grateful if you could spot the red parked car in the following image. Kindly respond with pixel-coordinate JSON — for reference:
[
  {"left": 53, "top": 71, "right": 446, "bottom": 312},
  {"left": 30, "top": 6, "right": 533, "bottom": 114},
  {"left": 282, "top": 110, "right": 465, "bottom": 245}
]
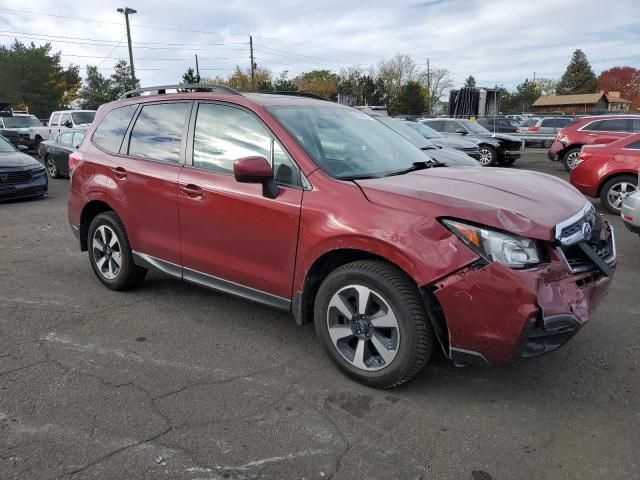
[
  {"left": 570, "top": 134, "right": 640, "bottom": 213},
  {"left": 68, "top": 85, "right": 616, "bottom": 388},
  {"left": 548, "top": 115, "right": 640, "bottom": 171}
]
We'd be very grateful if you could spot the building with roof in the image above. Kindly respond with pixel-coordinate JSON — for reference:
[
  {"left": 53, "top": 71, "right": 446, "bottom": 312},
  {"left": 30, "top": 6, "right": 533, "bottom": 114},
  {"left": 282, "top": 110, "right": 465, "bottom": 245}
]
[{"left": 532, "top": 92, "right": 631, "bottom": 114}]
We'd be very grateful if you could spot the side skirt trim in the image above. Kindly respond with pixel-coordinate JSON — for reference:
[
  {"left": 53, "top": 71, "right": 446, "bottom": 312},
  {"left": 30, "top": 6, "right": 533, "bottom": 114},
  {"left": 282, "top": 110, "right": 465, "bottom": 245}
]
[{"left": 132, "top": 251, "right": 291, "bottom": 311}]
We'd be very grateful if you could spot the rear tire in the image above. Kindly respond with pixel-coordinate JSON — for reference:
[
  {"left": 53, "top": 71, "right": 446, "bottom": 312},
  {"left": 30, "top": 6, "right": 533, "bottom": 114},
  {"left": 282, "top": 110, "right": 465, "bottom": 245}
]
[
  {"left": 599, "top": 175, "right": 638, "bottom": 214},
  {"left": 87, "top": 212, "right": 147, "bottom": 290},
  {"left": 45, "top": 155, "right": 61, "bottom": 179},
  {"left": 562, "top": 148, "right": 581, "bottom": 171},
  {"left": 478, "top": 145, "right": 497, "bottom": 166},
  {"left": 314, "top": 260, "right": 433, "bottom": 388}
]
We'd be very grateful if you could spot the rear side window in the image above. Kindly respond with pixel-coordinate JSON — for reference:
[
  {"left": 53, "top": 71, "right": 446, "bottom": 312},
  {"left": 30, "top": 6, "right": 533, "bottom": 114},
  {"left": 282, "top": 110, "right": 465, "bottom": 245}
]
[
  {"left": 128, "top": 103, "right": 190, "bottom": 163},
  {"left": 626, "top": 140, "right": 640, "bottom": 150},
  {"left": 59, "top": 132, "right": 74, "bottom": 145},
  {"left": 589, "top": 119, "right": 630, "bottom": 132},
  {"left": 92, "top": 105, "right": 137, "bottom": 153},
  {"left": 193, "top": 103, "right": 270, "bottom": 174},
  {"left": 541, "top": 119, "right": 555, "bottom": 127}
]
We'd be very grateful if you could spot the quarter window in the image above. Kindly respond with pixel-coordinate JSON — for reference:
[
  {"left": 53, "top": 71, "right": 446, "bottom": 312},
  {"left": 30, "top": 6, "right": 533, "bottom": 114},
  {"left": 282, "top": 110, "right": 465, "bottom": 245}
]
[
  {"left": 92, "top": 105, "right": 137, "bottom": 154},
  {"left": 72, "top": 132, "right": 85, "bottom": 148},
  {"left": 128, "top": 102, "right": 190, "bottom": 163},
  {"left": 273, "top": 140, "right": 301, "bottom": 187},
  {"left": 193, "top": 103, "right": 270, "bottom": 174},
  {"left": 632, "top": 120, "right": 640, "bottom": 133}
]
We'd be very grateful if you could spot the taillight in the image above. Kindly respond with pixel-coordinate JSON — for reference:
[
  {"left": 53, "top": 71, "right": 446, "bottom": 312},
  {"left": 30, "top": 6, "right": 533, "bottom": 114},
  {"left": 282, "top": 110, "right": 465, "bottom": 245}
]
[
  {"left": 528, "top": 126, "right": 540, "bottom": 132},
  {"left": 573, "top": 151, "right": 591, "bottom": 168},
  {"left": 68, "top": 151, "right": 83, "bottom": 176},
  {"left": 622, "top": 214, "right": 633, "bottom": 222}
]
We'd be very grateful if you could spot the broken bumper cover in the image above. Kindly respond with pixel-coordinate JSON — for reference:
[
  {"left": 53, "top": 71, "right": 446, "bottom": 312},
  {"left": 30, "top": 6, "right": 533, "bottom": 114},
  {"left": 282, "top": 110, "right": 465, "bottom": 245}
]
[{"left": 432, "top": 258, "right": 614, "bottom": 366}]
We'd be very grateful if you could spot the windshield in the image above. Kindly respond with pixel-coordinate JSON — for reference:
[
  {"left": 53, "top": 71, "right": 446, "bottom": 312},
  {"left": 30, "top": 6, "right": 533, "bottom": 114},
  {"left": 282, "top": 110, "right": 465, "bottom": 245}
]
[
  {"left": 375, "top": 117, "right": 436, "bottom": 150},
  {"left": 407, "top": 122, "right": 444, "bottom": 139},
  {"left": 71, "top": 112, "right": 95, "bottom": 124},
  {"left": 0, "top": 136, "right": 15, "bottom": 152},
  {"left": 460, "top": 119, "right": 491, "bottom": 134},
  {"left": 268, "top": 105, "right": 430, "bottom": 179},
  {"left": 2, "top": 115, "right": 42, "bottom": 128}
]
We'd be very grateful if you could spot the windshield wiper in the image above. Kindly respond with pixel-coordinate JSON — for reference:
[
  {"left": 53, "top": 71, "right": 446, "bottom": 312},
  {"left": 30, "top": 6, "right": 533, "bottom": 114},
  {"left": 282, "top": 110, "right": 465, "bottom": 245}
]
[{"left": 385, "top": 161, "right": 441, "bottom": 177}]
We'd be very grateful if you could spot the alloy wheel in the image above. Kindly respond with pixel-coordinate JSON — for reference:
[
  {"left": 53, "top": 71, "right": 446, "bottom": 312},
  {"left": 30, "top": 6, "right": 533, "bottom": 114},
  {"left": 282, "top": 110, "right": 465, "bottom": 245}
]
[
  {"left": 326, "top": 285, "right": 400, "bottom": 371},
  {"left": 478, "top": 148, "right": 493, "bottom": 166},
  {"left": 607, "top": 181, "right": 637, "bottom": 211},
  {"left": 46, "top": 157, "right": 57, "bottom": 177},
  {"left": 92, "top": 225, "right": 122, "bottom": 280},
  {"left": 566, "top": 151, "right": 580, "bottom": 170}
]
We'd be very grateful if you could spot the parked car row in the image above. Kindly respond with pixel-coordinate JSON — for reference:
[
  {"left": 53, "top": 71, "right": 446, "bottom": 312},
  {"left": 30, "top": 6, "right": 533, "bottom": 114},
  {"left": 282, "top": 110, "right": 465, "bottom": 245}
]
[
  {"left": 64, "top": 84, "right": 616, "bottom": 388},
  {"left": 0, "top": 134, "right": 48, "bottom": 202}
]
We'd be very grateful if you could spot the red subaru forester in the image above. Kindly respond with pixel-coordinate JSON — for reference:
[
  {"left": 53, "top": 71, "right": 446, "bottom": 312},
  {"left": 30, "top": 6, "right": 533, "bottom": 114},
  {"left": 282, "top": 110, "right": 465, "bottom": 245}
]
[{"left": 68, "top": 85, "right": 616, "bottom": 388}]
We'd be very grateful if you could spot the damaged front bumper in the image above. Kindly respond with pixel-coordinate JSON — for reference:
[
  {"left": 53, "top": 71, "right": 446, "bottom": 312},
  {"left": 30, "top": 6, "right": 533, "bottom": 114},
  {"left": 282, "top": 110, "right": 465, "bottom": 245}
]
[{"left": 431, "top": 216, "right": 616, "bottom": 366}]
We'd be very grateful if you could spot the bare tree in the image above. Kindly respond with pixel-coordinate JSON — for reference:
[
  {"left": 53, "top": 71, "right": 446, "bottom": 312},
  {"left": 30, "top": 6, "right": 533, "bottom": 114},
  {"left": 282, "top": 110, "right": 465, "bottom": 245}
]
[
  {"left": 377, "top": 54, "right": 418, "bottom": 102},
  {"left": 419, "top": 67, "right": 453, "bottom": 115}
]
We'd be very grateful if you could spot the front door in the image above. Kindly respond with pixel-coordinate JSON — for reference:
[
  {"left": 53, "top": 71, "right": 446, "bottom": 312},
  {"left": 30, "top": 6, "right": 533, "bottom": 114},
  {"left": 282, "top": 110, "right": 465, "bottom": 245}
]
[{"left": 178, "top": 102, "right": 303, "bottom": 302}]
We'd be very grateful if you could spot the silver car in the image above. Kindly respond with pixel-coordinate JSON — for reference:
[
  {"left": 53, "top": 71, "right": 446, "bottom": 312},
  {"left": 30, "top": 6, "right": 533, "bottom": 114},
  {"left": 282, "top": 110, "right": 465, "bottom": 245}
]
[
  {"left": 517, "top": 117, "right": 574, "bottom": 147},
  {"left": 622, "top": 190, "right": 640, "bottom": 235}
]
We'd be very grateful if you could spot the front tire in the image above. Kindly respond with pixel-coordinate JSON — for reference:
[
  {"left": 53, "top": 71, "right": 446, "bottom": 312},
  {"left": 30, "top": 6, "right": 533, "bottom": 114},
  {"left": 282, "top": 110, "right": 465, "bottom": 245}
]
[
  {"left": 314, "top": 260, "right": 433, "bottom": 388},
  {"left": 599, "top": 175, "right": 638, "bottom": 214},
  {"left": 478, "top": 145, "right": 497, "bottom": 166},
  {"left": 562, "top": 148, "right": 581, "bottom": 171},
  {"left": 87, "top": 212, "right": 147, "bottom": 290}
]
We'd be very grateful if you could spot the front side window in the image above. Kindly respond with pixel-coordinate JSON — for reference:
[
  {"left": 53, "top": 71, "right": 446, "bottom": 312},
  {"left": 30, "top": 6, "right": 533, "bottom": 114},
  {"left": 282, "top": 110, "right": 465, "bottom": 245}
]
[
  {"left": 92, "top": 105, "right": 137, "bottom": 153},
  {"left": 128, "top": 102, "right": 190, "bottom": 163},
  {"left": 60, "top": 113, "right": 72, "bottom": 127},
  {"left": 460, "top": 120, "right": 490, "bottom": 134},
  {"left": 193, "top": 103, "right": 270, "bottom": 174},
  {"left": 445, "top": 121, "right": 465, "bottom": 134}
]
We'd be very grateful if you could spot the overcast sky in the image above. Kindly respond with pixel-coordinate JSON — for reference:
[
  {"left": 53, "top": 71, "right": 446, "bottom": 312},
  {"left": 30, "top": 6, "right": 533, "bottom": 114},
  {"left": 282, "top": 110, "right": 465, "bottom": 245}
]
[{"left": 1, "top": 0, "right": 639, "bottom": 90}]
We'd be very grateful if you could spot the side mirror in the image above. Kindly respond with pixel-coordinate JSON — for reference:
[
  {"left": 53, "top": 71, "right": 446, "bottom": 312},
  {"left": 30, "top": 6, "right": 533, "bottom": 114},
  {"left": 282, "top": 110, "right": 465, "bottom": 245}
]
[
  {"left": 455, "top": 129, "right": 467, "bottom": 135},
  {"left": 17, "top": 145, "right": 29, "bottom": 152},
  {"left": 63, "top": 121, "right": 72, "bottom": 128},
  {"left": 233, "top": 156, "right": 279, "bottom": 199}
]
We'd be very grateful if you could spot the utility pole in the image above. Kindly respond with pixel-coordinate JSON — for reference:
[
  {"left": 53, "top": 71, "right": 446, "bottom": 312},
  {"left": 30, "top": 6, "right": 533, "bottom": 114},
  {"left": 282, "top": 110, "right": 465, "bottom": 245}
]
[
  {"left": 195, "top": 54, "right": 200, "bottom": 83},
  {"left": 249, "top": 35, "right": 255, "bottom": 90},
  {"left": 426, "top": 58, "right": 431, "bottom": 115},
  {"left": 117, "top": 7, "right": 137, "bottom": 89}
]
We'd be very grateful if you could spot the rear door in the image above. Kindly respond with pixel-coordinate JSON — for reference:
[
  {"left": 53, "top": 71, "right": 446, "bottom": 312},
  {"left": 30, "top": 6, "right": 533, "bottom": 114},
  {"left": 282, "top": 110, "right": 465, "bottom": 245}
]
[
  {"left": 54, "top": 132, "right": 74, "bottom": 169},
  {"left": 177, "top": 101, "right": 303, "bottom": 302},
  {"left": 108, "top": 101, "right": 190, "bottom": 265}
]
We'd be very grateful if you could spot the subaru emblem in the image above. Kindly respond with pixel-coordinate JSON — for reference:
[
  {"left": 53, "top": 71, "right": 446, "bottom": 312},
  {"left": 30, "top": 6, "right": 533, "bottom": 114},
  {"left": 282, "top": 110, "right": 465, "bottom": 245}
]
[{"left": 581, "top": 222, "right": 592, "bottom": 242}]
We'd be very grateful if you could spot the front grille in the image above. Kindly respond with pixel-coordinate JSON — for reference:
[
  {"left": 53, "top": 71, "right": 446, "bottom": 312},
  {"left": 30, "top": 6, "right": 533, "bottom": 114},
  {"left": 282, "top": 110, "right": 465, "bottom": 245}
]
[
  {"left": 0, "top": 170, "right": 33, "bottom": 185},
  {"left": 556, "top": 205, "right": 615, "bottom": 273}
]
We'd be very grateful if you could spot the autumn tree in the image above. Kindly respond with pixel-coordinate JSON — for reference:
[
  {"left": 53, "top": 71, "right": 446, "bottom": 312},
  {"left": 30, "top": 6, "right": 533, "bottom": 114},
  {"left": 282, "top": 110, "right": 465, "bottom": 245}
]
[
  {"left": 597, "top": 67, "right": 640, "bottom": 107},
  {"left": 556, "top": 49, "right": 597, "bottom": 95},
  {"left": 294, "top": 70, "right": 339, "bottom": 99},
  {"left": 535, "top": 78, "right": 558, "bottom": 96}
]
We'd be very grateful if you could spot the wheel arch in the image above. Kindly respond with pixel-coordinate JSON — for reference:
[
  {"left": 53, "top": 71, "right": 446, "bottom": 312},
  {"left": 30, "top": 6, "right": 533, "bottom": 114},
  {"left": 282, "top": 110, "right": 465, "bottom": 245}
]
[
  {"left": 596, "top": 170, "right": 639, "bottom": 197},
  {"left": 79, "top": 200, "right": 119, "bottom": 251}
]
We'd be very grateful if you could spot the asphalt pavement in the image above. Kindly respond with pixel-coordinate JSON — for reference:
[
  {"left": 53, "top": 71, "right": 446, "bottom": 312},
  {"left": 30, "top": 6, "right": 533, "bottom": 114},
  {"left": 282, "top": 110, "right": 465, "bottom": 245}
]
[{"left": 1, "top": 150, "right": 638, "bottom": 480}]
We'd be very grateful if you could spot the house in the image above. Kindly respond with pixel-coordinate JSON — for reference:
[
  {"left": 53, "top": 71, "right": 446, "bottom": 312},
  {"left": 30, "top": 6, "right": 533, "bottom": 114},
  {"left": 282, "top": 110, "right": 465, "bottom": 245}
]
[{"left": 532, "top": 92, "right": 631, "bottom": 114}]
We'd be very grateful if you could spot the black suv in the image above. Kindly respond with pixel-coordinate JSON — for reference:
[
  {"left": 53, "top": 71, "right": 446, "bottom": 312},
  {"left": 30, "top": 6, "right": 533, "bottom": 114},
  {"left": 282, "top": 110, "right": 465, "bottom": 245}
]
[{"left": 422, "top": 118, "right": 522, "bottom": 166}]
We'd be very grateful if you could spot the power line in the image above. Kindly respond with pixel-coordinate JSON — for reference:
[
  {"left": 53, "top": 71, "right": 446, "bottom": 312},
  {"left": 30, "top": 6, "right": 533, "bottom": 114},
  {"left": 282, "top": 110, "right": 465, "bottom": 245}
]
[{"left": 60, "top": 53, "right": 246, "bottom": 61}]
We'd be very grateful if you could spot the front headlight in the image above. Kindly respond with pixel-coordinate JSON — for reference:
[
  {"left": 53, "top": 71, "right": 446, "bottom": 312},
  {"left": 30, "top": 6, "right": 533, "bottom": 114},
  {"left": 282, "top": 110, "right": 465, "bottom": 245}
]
[
  {"left": 30, "top": 167, "right": 46, "bottom": 177},
  {"left": 442, "top": 219, "right": 542, "bottom": 269}
]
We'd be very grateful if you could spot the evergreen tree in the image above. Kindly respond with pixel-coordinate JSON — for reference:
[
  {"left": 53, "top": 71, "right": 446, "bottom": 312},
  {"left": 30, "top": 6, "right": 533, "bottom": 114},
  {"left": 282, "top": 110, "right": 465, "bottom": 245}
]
[
  {"left": 464, "top": 75, "right": 476, "bottom": 88},
  {"left": 394, "top": 81, "right": 426, "bottom": 115},
  {"left": 110, "top": 60, "right": 139, "bottom": 98},
  {"left": 78, "top": 66, "right": 113, "bottom": 110},
  {"left": 556, "top": 49, "right": 597, "bottom": 95},
  {"left": 181, "top": 67, "right": 200, "bottom": 84}
]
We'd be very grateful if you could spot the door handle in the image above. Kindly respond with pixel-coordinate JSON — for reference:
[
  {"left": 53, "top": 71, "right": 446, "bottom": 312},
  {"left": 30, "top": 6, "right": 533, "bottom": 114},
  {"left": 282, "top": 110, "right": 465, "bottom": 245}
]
[
  {"left": 180, "top": 183, "right": 203, "bottom": 198},
  {"left": 110, "top": 166, "right": 127, "bottom": 179}
]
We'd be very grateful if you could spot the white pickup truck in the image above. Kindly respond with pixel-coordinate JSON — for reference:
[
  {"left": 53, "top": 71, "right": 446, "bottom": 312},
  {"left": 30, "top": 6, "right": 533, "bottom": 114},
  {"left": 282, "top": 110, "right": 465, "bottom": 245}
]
[
  {"left": 46, "top": 110, "right": 96, "bottom": 137},
  {"left": 0, "top": 112, "right": 49, "bottom": 149}
]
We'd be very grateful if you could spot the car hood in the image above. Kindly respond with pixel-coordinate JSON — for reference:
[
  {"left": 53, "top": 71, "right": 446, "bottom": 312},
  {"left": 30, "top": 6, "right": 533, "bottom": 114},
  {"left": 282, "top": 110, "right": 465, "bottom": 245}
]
[
  {"left": 425, "top": 147, "right": 480, "bottom": 167},
  {"left": 431, "top": 137, "right": 478, "bottom": 149},
  {"left": 0, "top": 151, "right": 41, "bottom": 168},
  {"left": 476, "top": 132, "right": 521, "bottom": 143},
  {"left": 355, "top": 167, "right": 588, "bottom": 240}
]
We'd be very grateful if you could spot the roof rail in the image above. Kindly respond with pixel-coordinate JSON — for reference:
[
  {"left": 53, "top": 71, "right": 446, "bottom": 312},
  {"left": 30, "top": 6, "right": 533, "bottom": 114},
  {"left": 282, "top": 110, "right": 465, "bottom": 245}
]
[
  {"left": 119, "top": 84, "right": 241, "bottom": 100},
  {"left": 269, "top": 91, "right": 332, "bottom": 101}
]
